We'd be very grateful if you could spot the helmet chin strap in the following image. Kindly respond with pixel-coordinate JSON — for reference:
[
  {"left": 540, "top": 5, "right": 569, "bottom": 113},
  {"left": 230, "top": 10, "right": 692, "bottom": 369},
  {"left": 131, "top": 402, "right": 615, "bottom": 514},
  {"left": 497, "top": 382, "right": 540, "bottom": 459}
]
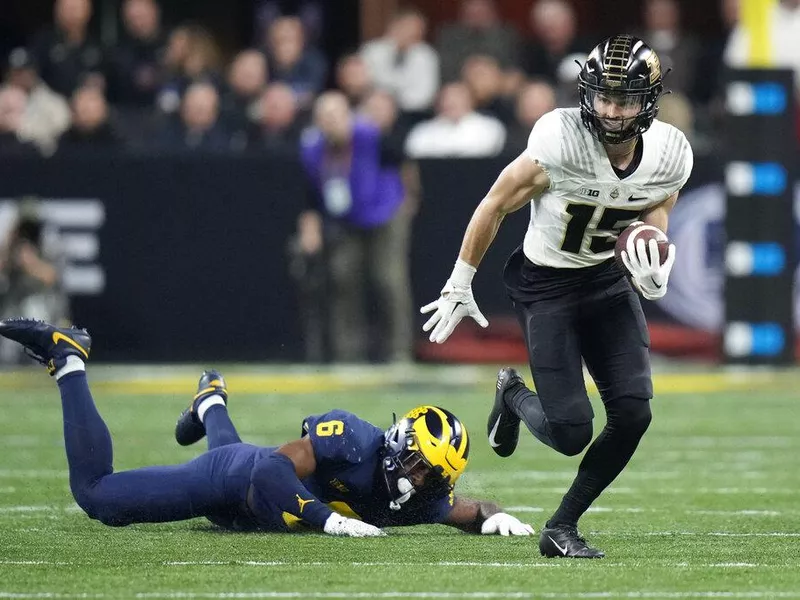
[{"left": 389, "top": 477, "right": 415, "bottom": 511}]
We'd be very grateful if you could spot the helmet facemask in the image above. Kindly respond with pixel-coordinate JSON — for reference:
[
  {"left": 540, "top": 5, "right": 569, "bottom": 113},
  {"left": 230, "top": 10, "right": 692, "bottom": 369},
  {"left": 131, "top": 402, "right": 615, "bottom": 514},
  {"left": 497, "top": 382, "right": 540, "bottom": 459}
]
[
  {"left": 578, "top": 77, "right": 661, "bottom": 144},
  {"left": 381, "top": 406, "right": 469, "bottom": 511},
  {"left": 382, "top": 418, "right": 451, "bottom": 511},
  {"left": 577, "top": 35, "right": 665, "bottom": 145}
]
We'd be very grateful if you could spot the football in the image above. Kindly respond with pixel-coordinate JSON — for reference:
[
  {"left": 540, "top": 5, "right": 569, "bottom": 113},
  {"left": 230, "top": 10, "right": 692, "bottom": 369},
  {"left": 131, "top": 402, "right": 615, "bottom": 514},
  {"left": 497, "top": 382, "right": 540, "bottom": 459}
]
[{"left": 615, "top": 223, "right": 670, "bottom": 269}]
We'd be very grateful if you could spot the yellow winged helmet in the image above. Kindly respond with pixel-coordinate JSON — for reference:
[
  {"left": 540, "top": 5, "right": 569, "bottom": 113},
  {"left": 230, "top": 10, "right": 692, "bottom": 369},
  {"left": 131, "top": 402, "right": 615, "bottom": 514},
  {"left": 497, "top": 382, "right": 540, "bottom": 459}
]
[{"left": 381, "top": 405, "right": 469, "bottom": 510}]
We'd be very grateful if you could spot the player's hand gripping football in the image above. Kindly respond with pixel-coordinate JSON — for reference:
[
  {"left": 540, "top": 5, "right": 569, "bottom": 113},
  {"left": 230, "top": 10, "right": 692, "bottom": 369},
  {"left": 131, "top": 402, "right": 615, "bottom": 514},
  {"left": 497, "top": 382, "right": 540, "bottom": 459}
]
[
  {"left": 323, "top": 513, "right": 386, "bottom": 537},
  {"left": 480, "top": 513, "right": 535, "bottom": 536},
  {"left": 421, "top": 260, "right": 488, "bottom": 344},
  {"left": 620, "top": 235, "right": 676, "bottom": 300}
]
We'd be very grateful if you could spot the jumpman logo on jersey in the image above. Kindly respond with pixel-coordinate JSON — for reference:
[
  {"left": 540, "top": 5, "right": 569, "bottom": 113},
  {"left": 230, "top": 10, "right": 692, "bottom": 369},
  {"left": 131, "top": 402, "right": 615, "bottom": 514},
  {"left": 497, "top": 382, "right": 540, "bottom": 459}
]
[{"left": 296, "top": 494, "right": 315, "bottom": 514}]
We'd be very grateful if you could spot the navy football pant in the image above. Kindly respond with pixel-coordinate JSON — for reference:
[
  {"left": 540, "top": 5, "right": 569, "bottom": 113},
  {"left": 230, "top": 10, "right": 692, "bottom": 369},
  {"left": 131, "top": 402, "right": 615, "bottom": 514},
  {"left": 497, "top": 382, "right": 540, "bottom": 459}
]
[{"left": 58, "top": 371, "right": 244, "bottom": 526}]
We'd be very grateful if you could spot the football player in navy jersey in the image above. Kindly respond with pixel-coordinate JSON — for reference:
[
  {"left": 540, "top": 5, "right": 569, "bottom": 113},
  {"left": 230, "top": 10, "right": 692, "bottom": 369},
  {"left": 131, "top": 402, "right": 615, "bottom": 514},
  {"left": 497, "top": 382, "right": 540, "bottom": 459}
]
[{"left": 0, "top": 318, "right": 534, "bottom": 538}]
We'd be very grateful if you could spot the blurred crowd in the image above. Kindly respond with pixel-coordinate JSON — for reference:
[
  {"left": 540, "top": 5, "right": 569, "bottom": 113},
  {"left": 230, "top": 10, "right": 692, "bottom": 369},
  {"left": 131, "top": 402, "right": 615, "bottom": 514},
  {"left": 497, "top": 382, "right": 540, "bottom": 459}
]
[
  {"left": 3, "top": 0, "right": 797, "bottom": 161},
  {"left": 2, "top": 0, "right": 799, "bottom": 365}
]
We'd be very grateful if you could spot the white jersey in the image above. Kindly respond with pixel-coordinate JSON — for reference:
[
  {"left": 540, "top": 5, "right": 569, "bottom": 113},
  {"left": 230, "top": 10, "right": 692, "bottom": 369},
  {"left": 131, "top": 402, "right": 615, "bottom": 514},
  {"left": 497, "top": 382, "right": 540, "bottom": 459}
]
[{"left": 523, "top": 107, "right": 693, "bottom": 268}]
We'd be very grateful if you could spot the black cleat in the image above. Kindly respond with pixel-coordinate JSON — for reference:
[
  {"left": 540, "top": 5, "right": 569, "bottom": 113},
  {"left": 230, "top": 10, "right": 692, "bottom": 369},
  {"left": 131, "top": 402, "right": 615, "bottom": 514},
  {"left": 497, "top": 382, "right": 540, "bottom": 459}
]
[
  {"left": 0, "top": 318, "right": 91, "bottom": 376},
  {"left": 539, "top": 524, "right": 605, "bottom": 558},
  {"left": 175, "top": 370, "right": 228, "bottom": 446},
  {"left": 487, "top": 367, "right": 524, "bottom": 457}
]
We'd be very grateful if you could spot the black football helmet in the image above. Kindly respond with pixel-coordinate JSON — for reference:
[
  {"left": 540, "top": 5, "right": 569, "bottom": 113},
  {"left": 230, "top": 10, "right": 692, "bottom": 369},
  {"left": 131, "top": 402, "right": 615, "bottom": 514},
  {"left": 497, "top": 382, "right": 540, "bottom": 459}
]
[{"left": 578, "top": 34, "right": 664, "bottom": 144}]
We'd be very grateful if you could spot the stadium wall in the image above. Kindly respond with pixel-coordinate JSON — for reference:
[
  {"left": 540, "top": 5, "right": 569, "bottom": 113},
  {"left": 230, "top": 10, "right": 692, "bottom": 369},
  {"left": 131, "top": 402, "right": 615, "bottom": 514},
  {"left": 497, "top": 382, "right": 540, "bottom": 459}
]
[{"left": 0, "top": 152, "right": 792, "bottom": 362}]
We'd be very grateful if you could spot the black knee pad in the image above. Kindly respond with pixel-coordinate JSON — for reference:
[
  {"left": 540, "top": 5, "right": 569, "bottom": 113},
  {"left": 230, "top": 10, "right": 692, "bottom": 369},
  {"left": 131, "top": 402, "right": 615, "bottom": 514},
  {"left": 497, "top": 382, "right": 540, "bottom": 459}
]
[
  {"left": 549, "top": 422, "right": 593, "bottom": 456},
  {"left": 606, "top": 396, "right": 652, "bottom": 438}
]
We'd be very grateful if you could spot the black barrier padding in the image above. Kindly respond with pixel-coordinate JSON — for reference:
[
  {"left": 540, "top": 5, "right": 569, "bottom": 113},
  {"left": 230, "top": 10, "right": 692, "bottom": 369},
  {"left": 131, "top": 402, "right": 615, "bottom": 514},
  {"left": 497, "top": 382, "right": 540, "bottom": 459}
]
[{"left": 0, "top": 152, "right": 745, "bottom": 362}]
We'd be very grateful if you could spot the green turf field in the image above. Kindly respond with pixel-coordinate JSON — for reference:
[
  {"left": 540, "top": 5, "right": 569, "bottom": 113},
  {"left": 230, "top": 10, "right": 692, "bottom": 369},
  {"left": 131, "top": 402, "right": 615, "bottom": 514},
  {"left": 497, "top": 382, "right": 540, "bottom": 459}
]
[{"left": 1, "top": 363, "right": 799, "bottom": 599}]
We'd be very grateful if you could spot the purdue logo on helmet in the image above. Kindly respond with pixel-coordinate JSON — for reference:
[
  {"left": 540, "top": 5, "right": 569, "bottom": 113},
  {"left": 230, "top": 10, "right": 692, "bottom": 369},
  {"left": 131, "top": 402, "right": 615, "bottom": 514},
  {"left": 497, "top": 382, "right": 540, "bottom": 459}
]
[
  {"left": 382, "top": 405, "right": 469, "bottom": 510},
  {"left": 578, "top": 34, "right": 664, "bottom": 144}
]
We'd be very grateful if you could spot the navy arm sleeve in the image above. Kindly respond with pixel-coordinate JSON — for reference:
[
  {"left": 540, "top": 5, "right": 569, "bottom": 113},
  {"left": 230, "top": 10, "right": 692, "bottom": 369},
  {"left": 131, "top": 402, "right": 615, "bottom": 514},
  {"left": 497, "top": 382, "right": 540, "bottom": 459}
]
[{"left": 249, "top": 452, "right": 333, "bottom": 529}]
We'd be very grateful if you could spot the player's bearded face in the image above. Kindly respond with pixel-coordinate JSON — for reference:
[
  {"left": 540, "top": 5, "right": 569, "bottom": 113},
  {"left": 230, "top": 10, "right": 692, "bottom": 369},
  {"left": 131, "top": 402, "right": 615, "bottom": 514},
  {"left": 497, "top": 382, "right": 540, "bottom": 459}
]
[{"left": 592, "top": 91, "right": 642, "bottom": 133}]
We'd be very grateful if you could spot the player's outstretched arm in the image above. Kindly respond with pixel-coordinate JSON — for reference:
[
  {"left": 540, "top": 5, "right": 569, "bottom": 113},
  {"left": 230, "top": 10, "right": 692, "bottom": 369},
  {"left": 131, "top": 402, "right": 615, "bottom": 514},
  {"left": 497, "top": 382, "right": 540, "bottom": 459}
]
[
  {"left": 249, "top": 437, "right": 385, "bottom": 537},
  {"left": 444, "top": 496, "right": 534, "bottom": 536},
  {"left": 421, "top": 153, "right": 550, "bottom": 344}
]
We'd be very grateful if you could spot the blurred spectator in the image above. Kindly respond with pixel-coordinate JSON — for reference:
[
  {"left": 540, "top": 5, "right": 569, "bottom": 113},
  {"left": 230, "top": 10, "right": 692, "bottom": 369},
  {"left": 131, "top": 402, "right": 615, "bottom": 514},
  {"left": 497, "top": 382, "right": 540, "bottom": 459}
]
[
  {"left": 436, "top": 0, "right": 521, "bottom": 83},
  {"left": 157, "top": 24, "right": 223, "bottom": 114},
  {"left": 656, "top": 92, "right": 695, "bottom": 142},
  {"left": 360, "top": 89, "right": 408, "bottom": 156},
  {"left": 220, "top": 50, "right": 269, "bottom": 135},
  {"left": 335, "top": 52, "right": 373, "bottom": 108},
  {"left": 460, "top": 54, "right": 514, "bottom": 124},
  {"left": 28, "top": 0, "right": 104, "bottom": 97},
  {"left": 108, "top": 0, "right": 165, "bottom": 107},
  {"left": 298, "top": 91, "right": 412, "bottom": 363},
  {"left": 692, "top": 0, "right": 739, "bottom": 106},
  {"left": 404, "top": 82, "right": 506, "bottom": 158},
  {"left": 504, "top": 79, "right": 557, "bottom": 154},
  {"left": 523, "top": 0, "right": 591, "bottom": 102},
  {"left": 0, "top": 86, "right": 38, "bottom": 156},
  {"left": 0, "top": 198, "right": 68, "bottom": 364},
  {"left": 360, "top": 8, "right": 439, "bottom": 114},
  {"left": 4, "top": 48, "right": 71, "bottom": 157},
  {"left": 58, "top": 84, "right": 120, "bottom": 153},
  {"left": 633, "top": 0, "right": 699, "bottom": 98},
  {"left": 724, "top": 0, "right": 800, "bottom": 94},
  {"left": 254, "top": 0, "right": 324, "bottom": 47},
  {"left": 265, "top": 16, "right": 327, "bottom": 108},
  {"left": 157, "top": 81, "right": 234, "bottom": 151},
  {"left": 248, "top": 82, "right": 302, "bottom": 152}
]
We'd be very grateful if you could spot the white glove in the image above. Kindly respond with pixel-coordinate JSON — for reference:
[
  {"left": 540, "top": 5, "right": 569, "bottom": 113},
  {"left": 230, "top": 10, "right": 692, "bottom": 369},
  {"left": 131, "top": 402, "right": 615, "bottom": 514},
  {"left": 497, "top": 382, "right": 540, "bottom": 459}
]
[
  {"left": 480, "top": 513, "right": 535, "bottom": 536},
  {"left": 323, "top": 513, "right": 385, "bottom": 537},
  {"left": 421, "top": 259, "right": 488, "bottom": 344},
  {"left": 620, "top": 236, "right": 676, "bottom": 300}
]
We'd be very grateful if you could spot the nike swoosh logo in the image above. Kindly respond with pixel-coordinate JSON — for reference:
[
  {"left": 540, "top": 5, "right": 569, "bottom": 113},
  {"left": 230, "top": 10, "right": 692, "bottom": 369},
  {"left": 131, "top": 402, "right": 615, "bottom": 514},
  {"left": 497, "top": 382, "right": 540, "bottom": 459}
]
[
  {"left": 549, "top": 536, "right": 569, "bottom": 556},
  {"left": 52, "top": 332, "right": 89, "bottom": 359},
  {"left": 488, "top": 415, "right": 503, "bottom": 448},
  {"left": 627, "top": 195, "right": 648, "bottom": 202},
  {"left": 650, "top": 277, "right": 663, "bottom": 289}
]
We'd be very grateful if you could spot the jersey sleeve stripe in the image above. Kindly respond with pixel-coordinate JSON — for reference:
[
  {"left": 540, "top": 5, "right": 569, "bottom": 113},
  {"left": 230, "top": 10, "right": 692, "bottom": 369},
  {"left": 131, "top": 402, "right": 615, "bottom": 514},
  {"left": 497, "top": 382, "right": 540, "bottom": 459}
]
[
  {"left": 661, "top": 134, "right": 685, "bottom": 186},
  {"left": 560, "top": 114, "right": 580, "bottom": 168},
  {"left": 665, "top": 135, "right": 690, "bottom": 183},
  {"left": 646, "top": 127, "right": 678, "bottom": 184}
]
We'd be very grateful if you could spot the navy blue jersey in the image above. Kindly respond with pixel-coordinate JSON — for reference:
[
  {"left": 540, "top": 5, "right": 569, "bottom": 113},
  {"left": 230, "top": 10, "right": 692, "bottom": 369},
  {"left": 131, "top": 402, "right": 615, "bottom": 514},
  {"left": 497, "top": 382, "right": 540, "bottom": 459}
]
[
  {"left": 298, "top": 410, "right": 454, "bottom": 529},
  {"left": 232, "top": 410, "right": 454, "bottom": 532}
]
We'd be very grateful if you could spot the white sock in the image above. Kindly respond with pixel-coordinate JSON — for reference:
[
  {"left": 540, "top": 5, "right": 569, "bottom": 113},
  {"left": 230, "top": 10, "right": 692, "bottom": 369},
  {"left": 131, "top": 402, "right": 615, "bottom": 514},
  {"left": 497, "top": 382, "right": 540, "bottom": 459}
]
[
  {"left": 55, "top": 355, "right": 86, "bottom": 381},
  {"left": 197, "top": 394, "right": 225, "bottom": 423}
]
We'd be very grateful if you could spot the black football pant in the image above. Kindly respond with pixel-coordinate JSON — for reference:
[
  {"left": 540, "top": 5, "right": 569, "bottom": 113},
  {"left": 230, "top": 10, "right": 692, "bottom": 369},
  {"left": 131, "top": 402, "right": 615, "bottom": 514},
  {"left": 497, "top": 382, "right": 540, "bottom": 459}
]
[{"left": 509, "top": 275, "right": 653, "bottom": 527}]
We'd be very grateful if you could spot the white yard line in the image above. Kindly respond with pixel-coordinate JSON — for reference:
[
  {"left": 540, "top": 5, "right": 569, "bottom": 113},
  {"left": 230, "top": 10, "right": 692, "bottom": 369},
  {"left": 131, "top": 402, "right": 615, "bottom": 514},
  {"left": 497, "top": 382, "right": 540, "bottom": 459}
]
[
  {"left": 478, "top": 487, "right": 798, "bottom": 495},
  {"left": 3, "top": 593, "right": 800, "bottom": 599},
  {"left": 161, "top": 561, "right": 566, "bottom": 568},
  {"left": 2, "top": 560, "right": 792, "bottom": 569},
  {"left": 0, "top": 470, "right": 67, "bottom": 478},
  {"left": 592, "top": 531, "right": 800, "bottom": 537}
]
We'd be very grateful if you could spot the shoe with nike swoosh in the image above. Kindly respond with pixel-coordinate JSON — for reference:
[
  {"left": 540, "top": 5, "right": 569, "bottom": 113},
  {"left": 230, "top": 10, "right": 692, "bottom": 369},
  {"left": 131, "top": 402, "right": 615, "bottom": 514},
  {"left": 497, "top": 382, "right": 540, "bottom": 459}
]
[
  {"left": 0, "top": 317, "right": 91, "bottom": 376},
  {"left": 486, "top": 367, "right": 524, "bottom": 457},
  {"left": 539, "top": 524, "right": 605, "bottom": 558},
  {"left": 175, "top": 369, "right": 228, "bottom": 446}
]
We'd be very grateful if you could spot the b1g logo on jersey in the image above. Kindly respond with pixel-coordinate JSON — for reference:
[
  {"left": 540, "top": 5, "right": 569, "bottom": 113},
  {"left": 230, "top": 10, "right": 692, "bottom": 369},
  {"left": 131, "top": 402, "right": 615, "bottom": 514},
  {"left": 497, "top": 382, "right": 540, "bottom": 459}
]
[
  {"left": 0, "top": 198, "right": 106, "bottom": 295},
  {"left": 580, "top": 187, "right": 600, "bottom": 198}
]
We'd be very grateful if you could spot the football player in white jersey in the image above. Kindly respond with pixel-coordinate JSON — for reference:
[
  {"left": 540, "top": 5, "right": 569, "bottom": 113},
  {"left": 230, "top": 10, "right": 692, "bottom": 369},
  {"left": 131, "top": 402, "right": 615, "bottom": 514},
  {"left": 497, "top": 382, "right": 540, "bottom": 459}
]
[{"left": 421, "top": 34, "right": 693, "bottom": 558}]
